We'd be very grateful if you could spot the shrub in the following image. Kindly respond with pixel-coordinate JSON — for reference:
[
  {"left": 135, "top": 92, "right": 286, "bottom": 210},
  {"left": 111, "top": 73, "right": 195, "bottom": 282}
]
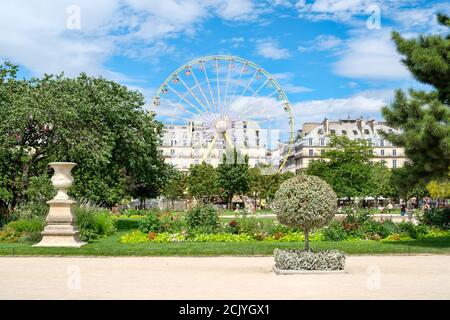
[
  {"left": 0, "top": 219, "right": 44, "bottom": 243},
  {"left": 138, "top": 212, "right": 161, "bottom": 233},
  {"left": 418, "top": 228, "right": 450, "bottom": 239},
  {"left": 159, "top": 212, "right": 184, "bottom": 232},
  {"left": 116, "top": 218, "right": 141, "bottom": 230},
  {"left": 342, "top": 209, "right": 372, "bottom": 233},
  {"left": 75, "top": 207, "right": 117, "bottom": 242},
  {"left": 11, "top": 203, "right": 49, "bottom": 220},
  {"left": 5, "top": 219, "right": 44, "bottom": 233},
  {"left": 323, "top": 221, "right": 347, "bottom": 241},
  {"left": 359, "top": 220, "right": 391, "bottom": 240},
  {"left": 0, "top": 229, "right": 19, "bottom": 242},
  {"left": 273, "top": 174, "right": 337, "bottom": 250},
  {"left": 274, "top": 249, "right": 346, "bottom": 271},
  {"left": 236, "top": 215, "right": 263, "bottom": 235},
  {"left": 223, "top": 220, "right": 239, "bottom": 234},
  {"left": 397, "top": 222, "right": 428, "bottom": 239},
  {"left": 120, "top": 230, "right": 148, "bottom": 243},
  {"left": 420, "top": 208, "right": 450, "bottom": 229},
  {"left": 185, "top": 205, "right": 219, "bottom": 233}
]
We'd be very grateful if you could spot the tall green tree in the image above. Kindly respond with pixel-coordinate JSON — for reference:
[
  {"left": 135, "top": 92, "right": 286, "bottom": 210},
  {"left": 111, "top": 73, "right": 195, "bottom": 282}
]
[
  {"left": 162, "top": 166, "right": 186, "bottom": 209},
  {"left": 306, "top": 135, "right": 376, "bottom": 199},
  {"left": 382, "top": 14, "right": 450, "bottom": 185},
  {"left": 186, "top": 162, "right": 219, "bottom": 204},
  {"left": 217, "top": 149, "right": 250, "bottom": 209},
  {"left": 0, "top": 63, "right": 168, "bottom": 209}
]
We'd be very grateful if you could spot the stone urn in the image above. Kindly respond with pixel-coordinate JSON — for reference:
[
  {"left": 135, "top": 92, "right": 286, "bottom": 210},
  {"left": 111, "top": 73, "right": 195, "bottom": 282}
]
[{"left": 34, "top": 162, "right": 86, "bottom": 247}]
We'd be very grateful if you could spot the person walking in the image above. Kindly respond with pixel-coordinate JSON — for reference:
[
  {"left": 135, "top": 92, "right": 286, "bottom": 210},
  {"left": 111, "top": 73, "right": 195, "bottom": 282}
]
[{"left": 400, "top": 202, "right": 406, "bottom": 217}]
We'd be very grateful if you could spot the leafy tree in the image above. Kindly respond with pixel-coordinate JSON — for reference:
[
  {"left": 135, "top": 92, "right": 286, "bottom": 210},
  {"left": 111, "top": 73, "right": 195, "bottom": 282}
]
[
  {"left": 0, "top": 62, "right": 168, "bottom": 209},
  {"left": 306, "top": 135, "right": 376, "bottom": 199},
  {"left": 370, "top": 163, "right": 396, "bottom": 198},
  {"left": 383, "top": 14, "right": 450, "bottom": 185},
  {"left": 162, "top": 166, "right": 186, "bottom": 209},
  {"left": 273, "top": 174, "right": 337, "bottom": 251},
  {"left": 248, "top": 165, "right": 291, "bottom": 209},
  {"left": 186, "top": 162, "right": 219, "bottom": 204},
  {"left": 217, "top": 149, "right": 250, "bottom": 209}
]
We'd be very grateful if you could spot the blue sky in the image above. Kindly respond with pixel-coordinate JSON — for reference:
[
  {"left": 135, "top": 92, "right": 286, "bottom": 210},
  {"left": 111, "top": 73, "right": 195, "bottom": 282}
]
[{"left": 1, "top": 0, "right": 449, "bottom": 134}]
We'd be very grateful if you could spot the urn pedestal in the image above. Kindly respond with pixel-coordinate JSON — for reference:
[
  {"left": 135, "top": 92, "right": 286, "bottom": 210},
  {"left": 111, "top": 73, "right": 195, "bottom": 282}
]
[{"left": 34, "top": 162, "right": 86, "bottom": 248}]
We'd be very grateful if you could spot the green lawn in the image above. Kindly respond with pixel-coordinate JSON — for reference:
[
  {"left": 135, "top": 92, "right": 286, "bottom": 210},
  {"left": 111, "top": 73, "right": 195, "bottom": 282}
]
[{"left": 0, "top": 231, "right": 449, "bottom": 256}]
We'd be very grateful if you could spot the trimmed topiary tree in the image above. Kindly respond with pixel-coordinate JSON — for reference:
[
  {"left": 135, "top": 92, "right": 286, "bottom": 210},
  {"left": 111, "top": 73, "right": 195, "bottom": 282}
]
[{"left": 273, "top": 174, "right": 337, "bottom": 251}]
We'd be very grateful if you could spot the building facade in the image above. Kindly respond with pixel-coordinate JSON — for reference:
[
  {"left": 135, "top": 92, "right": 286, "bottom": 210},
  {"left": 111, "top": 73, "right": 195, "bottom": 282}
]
[
  {"left": 282, "top": 118, "right": 407, "bottom": 173},
  {"left": 161, "top": 121, "right": 269, "bottom": 170}
]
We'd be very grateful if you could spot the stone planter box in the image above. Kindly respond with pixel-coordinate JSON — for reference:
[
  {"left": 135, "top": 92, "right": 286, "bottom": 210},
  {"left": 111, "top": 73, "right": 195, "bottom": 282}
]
[
  {"left": 273, "top": 248, "right": 346, "bottom": 275},
  {"left": 273, "top": 265, "right": 347, "bottom": 275}
]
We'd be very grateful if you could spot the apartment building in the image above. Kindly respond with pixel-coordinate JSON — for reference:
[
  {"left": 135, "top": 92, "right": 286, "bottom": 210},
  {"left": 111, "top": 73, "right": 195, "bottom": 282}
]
[
  {"left": 282, "top": 118, "right": 407, "bottom": 173},
  {"left": 160, "top": 120, "right": 269, "bottom": 170}
]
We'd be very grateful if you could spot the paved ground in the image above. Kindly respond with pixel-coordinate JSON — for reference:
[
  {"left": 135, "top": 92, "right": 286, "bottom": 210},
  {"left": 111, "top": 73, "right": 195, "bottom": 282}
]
[{"left": 0, "top": 255, "right": 449, "bottom": 299}]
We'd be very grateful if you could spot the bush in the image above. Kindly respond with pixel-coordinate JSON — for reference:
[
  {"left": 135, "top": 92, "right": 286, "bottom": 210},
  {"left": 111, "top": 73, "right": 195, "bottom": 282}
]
[
  {"left": 323, "top": 221, "right": 347, "bottom": 241},
  {"left": 185, "top": 205, "right": 219, "bottom": 233},
  {"left": 116, "top": 218, "right": 141, "bottom": 230},
  {"left": 342, "top": 209, "right": 372, "bottom": 233},
  {"left": 0, "top": 219, "right": 44, "bottom": 243},
  {"left": 223, "top": 220, "right": 239, "bottom": 234},
  {"left": 11, "top": 203, "right": 49, "bottom": 220},
  {"left": 75, "top": 207, "right": 117, "bottom": 242},
  {"left": 159, "top": 212, "right": 184, "bottom": 232},
  {"left": 123, "top": 208, "right": 160, "bottom": 217},
  {"left": 138, "top": 212, "right": 161, "bottom": 233},
  {"left": 274, "top": 248, "right": 346, "bottom": 271},
  {"left": 420, "top": 208, "right": 450, "bottom": 229},
  {"left": 397, "top": 222, "right": 428, "bottom": 239},
  {"left": 5, "top": 219, "right": 44, "bottom": 233},
  {"left": 273, "top": 174, "right": 337, "bottom": 250}
]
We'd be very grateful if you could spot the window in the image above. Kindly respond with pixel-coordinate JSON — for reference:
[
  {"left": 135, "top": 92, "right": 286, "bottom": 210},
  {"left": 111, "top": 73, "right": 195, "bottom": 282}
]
[
  {"left": 309, "top": 149, "right": 313, "bottom": 156},
  {"left": 318, "top": 129, "right": 323, "bottom": 134},
  {"left": 364, "top": 129, "right": 370, "bottom": 134},
  {"left": 381, "top": 160, "right": 386, "bottom": 166},
  {"left": 308, "top": 138, "right": 313, "bottom": 146},
  {"left": 379, "top": 139, "right": 384, "bottom": 147},
  {"left": 392, "top": 159, "right": 397, "bottom": 168},
  {"left": 320, "top": 138, "right": 325, "bottom": 146},
  {"left": 380, "top": 149, "right": 385, "bottom": 156},
  {"left": 330, "top": 129, "right": 336, "bottom": 135},
  {"left": 170, "top": 149, "right": 175, "bottom": 156},
  {"left": 392, "top": 149, "right": 397, "bottom": 156},
  {"left": 353, "top": 130, "right": 358, "bottom": 135},
  {"left": 341, "top": 130, "right": 347, "bottom": 135},
  {"left": 367, "top": 138, "right": 372, "bottom": 146}
]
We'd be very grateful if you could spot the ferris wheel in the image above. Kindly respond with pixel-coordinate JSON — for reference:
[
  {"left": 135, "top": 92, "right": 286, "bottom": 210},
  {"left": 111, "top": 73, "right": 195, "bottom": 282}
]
[{"left": 152, "top": 55, "right": 294, "bottom": 172}]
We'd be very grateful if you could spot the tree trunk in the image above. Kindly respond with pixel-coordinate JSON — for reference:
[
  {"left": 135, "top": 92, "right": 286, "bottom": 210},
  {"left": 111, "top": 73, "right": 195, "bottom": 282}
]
[{"left": 304, "top": 229, "right": 310, "bottom": 251}]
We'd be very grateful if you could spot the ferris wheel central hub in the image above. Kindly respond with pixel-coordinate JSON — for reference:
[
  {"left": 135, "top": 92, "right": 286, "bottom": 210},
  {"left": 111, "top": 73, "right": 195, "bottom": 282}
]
[{"left": 215, "top": 119, "right": 229, "bottom": 134}]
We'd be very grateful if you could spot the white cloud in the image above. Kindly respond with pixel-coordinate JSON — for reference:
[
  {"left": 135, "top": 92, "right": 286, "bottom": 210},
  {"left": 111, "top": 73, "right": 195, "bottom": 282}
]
[
  {"left": 0, "top": 0, "right": 264, "bottom": 78},
  {"left": 298, "top": 34, "right": 343, "bottom": 52},
  {"left": 333, "top": 31, "right": 410, "bottom": 80},
  {"left": 292, "top": 89, "right": 394, "bottom": 125},
  {"left": 256, "top": 41, "right": 291, "bottom": 60}
]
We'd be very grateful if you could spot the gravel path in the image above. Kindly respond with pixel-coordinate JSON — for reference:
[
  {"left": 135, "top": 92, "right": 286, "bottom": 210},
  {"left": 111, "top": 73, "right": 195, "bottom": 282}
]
[{"left": 0, "top": 255, "right": 449, "bottom": 299}]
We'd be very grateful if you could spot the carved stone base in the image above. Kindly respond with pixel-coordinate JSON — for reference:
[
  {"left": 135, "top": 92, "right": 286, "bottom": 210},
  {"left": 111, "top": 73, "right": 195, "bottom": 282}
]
[{"left": 33, "top": 199, "right": 86, "bottom": 248}]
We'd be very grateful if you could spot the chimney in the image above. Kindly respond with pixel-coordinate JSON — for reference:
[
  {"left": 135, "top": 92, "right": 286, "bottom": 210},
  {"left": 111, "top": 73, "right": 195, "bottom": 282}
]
[{"left": 322, "top": 118, "right": 329, "bottom": 134}]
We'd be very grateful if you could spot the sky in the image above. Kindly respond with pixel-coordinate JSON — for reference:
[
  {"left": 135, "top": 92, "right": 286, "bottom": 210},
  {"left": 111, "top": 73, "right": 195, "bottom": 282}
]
[{"left": 1, "top": 0, "right": 449, "bottom": 140}]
